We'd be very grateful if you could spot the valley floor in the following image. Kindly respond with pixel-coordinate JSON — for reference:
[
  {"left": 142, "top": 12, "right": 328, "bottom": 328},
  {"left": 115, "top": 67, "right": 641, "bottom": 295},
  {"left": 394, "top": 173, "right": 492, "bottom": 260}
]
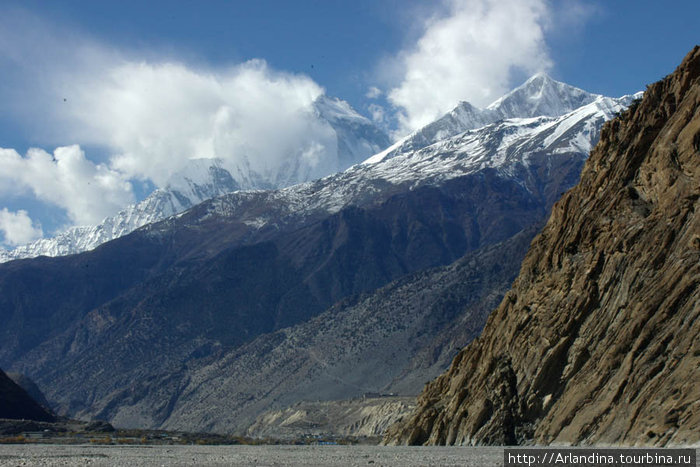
[
  {"left": 1, "top": 444, "right": 699, "bottom": 466},
  {"left": 0, "top": 444, "right": 506, "bottom": 466}
]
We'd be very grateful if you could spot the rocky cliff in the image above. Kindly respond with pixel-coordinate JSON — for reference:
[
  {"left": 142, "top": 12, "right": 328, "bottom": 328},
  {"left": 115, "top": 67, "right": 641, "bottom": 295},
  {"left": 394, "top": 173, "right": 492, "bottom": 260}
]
[{"left": 385, "top": 47, "right": 700, "bottom": 446}]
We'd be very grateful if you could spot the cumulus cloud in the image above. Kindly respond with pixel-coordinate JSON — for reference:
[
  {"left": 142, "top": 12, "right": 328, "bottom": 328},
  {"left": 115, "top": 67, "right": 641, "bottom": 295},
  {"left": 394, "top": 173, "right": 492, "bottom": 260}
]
[
  {"left": 0, "top": 146, "right": 134, "bottom": 226},
  {"left": 60, "top": 59, "right": 337, "bottom": 186},
  {"left": 0, "top": 10, "right": 343, "bottom": 188},
  {"left": 388, "top": 0, "right": 552, "bottom": 135},
  {"left": 0, "top": 208, "right": 43, "bottom": 246}
]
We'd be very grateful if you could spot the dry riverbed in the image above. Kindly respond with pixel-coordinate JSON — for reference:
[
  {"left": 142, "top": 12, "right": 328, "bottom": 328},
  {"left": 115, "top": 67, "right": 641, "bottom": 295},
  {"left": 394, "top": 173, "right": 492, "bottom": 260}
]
[{"left": 0, "top": 444, "right": 505, "bottom": 466}]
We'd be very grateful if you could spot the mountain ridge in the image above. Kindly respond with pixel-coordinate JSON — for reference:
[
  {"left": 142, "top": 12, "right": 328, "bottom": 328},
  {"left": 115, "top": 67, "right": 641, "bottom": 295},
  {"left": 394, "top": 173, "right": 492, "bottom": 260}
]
[
  {"left": 0, "top": 368, "right": 55, "bottom": 423},
  {"left": 364, "top": 73, "right": 615, "bottom": 165}
]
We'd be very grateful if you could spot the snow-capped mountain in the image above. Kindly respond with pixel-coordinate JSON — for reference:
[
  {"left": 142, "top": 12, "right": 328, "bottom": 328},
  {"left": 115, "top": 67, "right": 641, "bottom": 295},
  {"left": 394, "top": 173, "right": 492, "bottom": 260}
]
[
  {"left": 0, "top": 78, "right": 636, "bottom": 263},
  {"left": 0, "top": 96, "right": 390, "bottom": 262},
  {"left": 487, "top": 72, "right": 599, "bottom": 119},
  {"left": 221, "top": 95, "right": 391, "bottom": 190},
  {"left": 185, "top": 90, "right": 638, "bottom": 234},
  {"left": 313, "top": 95, "right": 391, "bottom": 169},
  {"left": 365, "top": 73, "right": 603, "bottom": 164},
  {"left": 0, "top": 159, "right": 239, "bottom": 262},
  {"left": 1, "top": 76, "right": 640, "bottom": 433}
]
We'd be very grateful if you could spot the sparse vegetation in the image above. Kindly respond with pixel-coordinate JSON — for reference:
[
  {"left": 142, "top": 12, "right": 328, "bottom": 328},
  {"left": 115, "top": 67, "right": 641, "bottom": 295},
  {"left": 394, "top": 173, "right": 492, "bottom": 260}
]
[{"left": 0, "top": 434, "right": 26, "bottom": 444}]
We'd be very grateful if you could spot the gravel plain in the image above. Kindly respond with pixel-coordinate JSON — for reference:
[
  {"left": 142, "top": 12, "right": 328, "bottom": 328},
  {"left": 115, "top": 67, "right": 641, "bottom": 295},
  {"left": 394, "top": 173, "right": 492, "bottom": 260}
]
[{"left": 0, "top": 444, "right": 505, "bottom": 466}]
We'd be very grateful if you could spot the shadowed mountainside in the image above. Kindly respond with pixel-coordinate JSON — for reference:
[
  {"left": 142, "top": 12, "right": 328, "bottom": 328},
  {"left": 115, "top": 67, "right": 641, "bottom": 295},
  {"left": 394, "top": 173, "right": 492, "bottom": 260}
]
[{"left": 0, "top": 368, "right": 55, "bottom": 422}]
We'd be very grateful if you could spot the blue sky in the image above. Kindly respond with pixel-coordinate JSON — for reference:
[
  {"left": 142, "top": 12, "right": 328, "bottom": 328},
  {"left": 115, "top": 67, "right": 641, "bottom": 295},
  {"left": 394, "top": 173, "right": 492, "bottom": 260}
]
[{"left": 0, "top": 0, "right": 698, "bottom": 247}]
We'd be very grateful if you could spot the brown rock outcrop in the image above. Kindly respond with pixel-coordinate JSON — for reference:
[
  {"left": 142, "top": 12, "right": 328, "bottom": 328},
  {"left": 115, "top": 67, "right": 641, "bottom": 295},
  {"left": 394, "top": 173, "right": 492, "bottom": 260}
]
[{"left": 385, "top": 46, "right": 700, "bottom": 446}]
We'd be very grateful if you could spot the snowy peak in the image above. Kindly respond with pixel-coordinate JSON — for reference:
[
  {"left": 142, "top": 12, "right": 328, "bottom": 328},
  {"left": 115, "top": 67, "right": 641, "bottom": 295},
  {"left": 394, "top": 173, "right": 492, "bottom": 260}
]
[
  {"left": 487, "top": 72, "right": 599, "bottom": 119},
  {"left": 223, "top": 95, "right": 390, "bottom": 190},
  {"left": 420, "top": 101, "right": 494, "bottom": 141},
  {"left": 365, "top": 73, "right": 608, "bottom": 165},
  {"left": 165, "top": 158, "right": 240, "bottom": 211},
  {"left": 0, "top": 158, "right": 240, "bottom": 263},
  {"left": 0, "top": 95, "right": 391, "bottom": 263},
  {"left": 313, "top": 95, "right": 371, "bottom": 125},
  {"left": 314, "top": 95, "right": 391, "bottom": 169}
]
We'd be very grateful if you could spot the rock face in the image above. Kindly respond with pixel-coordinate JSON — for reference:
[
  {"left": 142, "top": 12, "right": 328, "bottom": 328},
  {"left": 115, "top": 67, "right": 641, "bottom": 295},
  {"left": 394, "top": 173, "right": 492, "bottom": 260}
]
[
  {"left": 385, "top": 47, "right": 700, "bottom": 446},
  {"left": 0, "top": 368, "right": 55, "bottom": 422}
]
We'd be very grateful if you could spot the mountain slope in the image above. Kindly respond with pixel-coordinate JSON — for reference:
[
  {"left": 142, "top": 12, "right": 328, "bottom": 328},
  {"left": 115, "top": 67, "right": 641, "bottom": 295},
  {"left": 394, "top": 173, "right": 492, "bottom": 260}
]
[
  {"left": 98, "top": 225, "right": 537, "bottom": 432},
  {"left": 385, "top": 46, "right": 700, "bottom": 447},
  {"left": 6, "top": 373, "right": 52, "bottom": 412},
  {"left": 487, "top": 73, "right": 599, "bottom": 120},
  {"left": 247, "top": 397, "right": 417, "bottom": 439}
]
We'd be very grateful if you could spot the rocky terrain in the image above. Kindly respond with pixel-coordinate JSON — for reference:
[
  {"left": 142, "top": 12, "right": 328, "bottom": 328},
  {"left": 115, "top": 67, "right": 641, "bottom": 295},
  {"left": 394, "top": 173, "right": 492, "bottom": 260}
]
[
  {"left": 137, "top": 226, "right": 537, "bottom": 434},
  {"left": 247, "top": 397, "right": 416, "bottom": 440},
  {"left": 0, "top": 76, "right": 633, "bottom": 433},
  {"left": 0, "top": 369, "right": 54, "bottom": 422},
  {"left": 385, "top": 47, "right": 700, "bottom": 446}
]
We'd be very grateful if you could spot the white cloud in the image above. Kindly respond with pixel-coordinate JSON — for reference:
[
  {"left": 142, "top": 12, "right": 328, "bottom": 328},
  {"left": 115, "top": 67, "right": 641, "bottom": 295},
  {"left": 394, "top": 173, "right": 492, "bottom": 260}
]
[
  {"left": 388, "top": 0, "right": 552, "bottom": 135},
  {"left": 368, "top": 104, "right": 387, "bottom": 125},
  {"left": 0, "top": 10, "right": 342, "bottom": 188},
  {"left": 365, "top": 86, "right": 382, "bottom": 99},
  {"left": 60, "top": 59, "right": 337, "bottom": 186},
  {"left": 0, "top": 146, "right": 134, "bottom": 226},
  {"left": 0, "top": 208, "right": 43, "bottom": 246}
]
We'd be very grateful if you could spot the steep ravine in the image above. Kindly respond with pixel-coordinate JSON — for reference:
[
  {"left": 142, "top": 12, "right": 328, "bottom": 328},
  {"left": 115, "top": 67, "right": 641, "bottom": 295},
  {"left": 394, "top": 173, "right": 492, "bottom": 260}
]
[{"left": 385, "top": 46, "right": 700, "bottom": 446}]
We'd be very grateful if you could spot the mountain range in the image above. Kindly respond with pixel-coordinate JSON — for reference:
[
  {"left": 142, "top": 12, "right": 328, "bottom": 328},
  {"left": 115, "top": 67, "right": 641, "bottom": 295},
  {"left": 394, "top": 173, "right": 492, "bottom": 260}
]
[
  {"left": 0, "top": 95, "right": 390, "bottom": 263},
  {"left": 0, "top": 74, "right": 637, "bottom": 434}
]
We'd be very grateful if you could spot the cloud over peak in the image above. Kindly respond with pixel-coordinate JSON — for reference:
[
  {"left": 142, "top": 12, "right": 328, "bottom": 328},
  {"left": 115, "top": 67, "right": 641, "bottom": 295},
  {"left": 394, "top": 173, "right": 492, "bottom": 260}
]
[
  {"left": 59, "top": 58, "right": 336, "bottom": 186},
  {"left": 387, "top": 0, "right": 552, "bottom": 135}
]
